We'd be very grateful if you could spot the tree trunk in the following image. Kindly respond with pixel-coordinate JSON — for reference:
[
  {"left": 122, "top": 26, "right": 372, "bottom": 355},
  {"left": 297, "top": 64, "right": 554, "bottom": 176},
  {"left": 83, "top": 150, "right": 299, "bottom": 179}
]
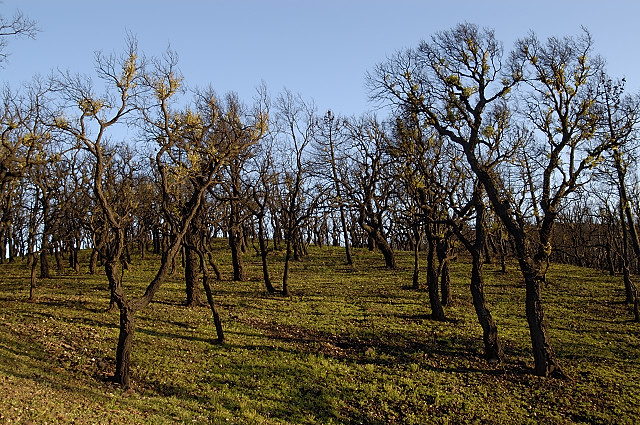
[
  {"left": 412, "top": 226, "right": 421, "bottom": 290},
  {"left": 198, "top": 250, "right": 224, "bottom": 343},
  {"left": 229, "top": 229, "right": 245, "bottom": 281},
  {"left": 206, "top": 251, "right": 223, "bottom": 281},
  {"left": 614, "top": 150, "right": 640, "bottom": 275},
  {"left": 185, "top": 245, "right": 202, "bottom": 307},
  {"left": 54, "top": 244, "right": 64, "bottom": 271},
  {"left": 40, "top": 236, "right": 50, "bottom": 279},
  {"left": 520, "top": 261, "right": 564, "bottom": 377},
  {"left": 470, "top": 253, "right": 503, "bottom": 361},
  {"left": 89, "top": 248, "right": 99, "bottom": 275},
  {"left": 114, "top": 305, "right": 135, "bottom": 389},
  {"left": 437, "top": 236, "right": 452, "bottom": 306},
  {"left": 282, "top": 238, "right": 292, "bottom": 297},
  {"left": 359, "top": 215, "right": 396, "bottom": 269},
  {"left": 440, "top": 260, "right": 451, "bottom": 306},
  {"left": 619, "top": 205, "right": 640, "bottom": 317},
  {"left": 453, "top": 192, "right": 503, "bottom": 362},
  {"left": 340, "top": 207, "right": 353, "bottom": 265},
  {"left": 426, "top": 235, "right": 445, "bottom": 321},
  {"left": 29, "top": 253, "right": 38, "bottom": 301},
  {"left": 258, "top": 215, "right": 276, "bottom": 293}
]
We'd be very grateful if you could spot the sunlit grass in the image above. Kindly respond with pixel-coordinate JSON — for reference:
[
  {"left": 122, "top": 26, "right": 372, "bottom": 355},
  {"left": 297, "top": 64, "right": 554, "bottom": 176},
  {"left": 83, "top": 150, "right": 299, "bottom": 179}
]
[{"left": 1, "top": 243, "right": 639, "bottom": 424}]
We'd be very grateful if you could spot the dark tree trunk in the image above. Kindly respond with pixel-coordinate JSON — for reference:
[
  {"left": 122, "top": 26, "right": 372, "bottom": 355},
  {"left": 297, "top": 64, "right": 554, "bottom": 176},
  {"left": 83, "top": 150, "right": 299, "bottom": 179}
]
[
  {"left": 614, "top": 150, "right": 640, "bottom": 275},
  {"left": 139, "top": 239, "right": 146, "bottom": 260},
  {"left": 282, "top": 238, "right": 293, "bottom": 297},
  {"left": 450, "top": 189, "right": 503, "bottom": 362},
  {"left": 89, "top": 248, "right": 99, "bottom": 275},
  {"left": 470, "top": 253, "right": 503, "bottom": 361},
  {"left": 440, "top": 260, "right": 451, "bottom": 306},
  {"left": 29, "top": 253, "right": 38, "bottom": 301},
  {"left": 257, "top": 215, "right": 276, "bottom": 293},
  {"left": 619, "top": 206, "right": 640, "bottom": 318},
  {"left": 206, "top": 251, "right": 223, "bottom": 281},
  {"left": 426, "top": 234, "right": 445, "bottom": 321},
  {"left": 377, "top": 234, "right": 396, "bottom": 269},
  {"left": 152, "top": 226, "right": 161, "bottom": 254},
  {"left": 520, "top": 260, "right": 564, "bottom": 377},
  {"left": 184, "top": 245, "right": 202, "bottom": 307},
  {"left": 40, "top": 234, "right": 51, "bottom": 279},
  {"left": 0, "top": 228, "right": 6, "bottom": 264},
  {"left": 470, "top": 197, "right": 502, "bottom": 361},
  {"left": 198, "top": 250, "right": 224, "bottom": 343},
  {"left": 229, "top": 229, "right": 245, "bottom": 281},
  {"left": 54, "top": 244, "right": 64, "bottom": 271},
  {"left": 114, "top": 305, "right": 135, "bottom": 389},
  {"left": 437, "top": 235, "right": 453, "bottom": 306},
  {"left": 412, "top": 231, "right": 420, "bottom": 290},
  {"left": 359, "top": 214, "right": 396, "bottom": 269}
]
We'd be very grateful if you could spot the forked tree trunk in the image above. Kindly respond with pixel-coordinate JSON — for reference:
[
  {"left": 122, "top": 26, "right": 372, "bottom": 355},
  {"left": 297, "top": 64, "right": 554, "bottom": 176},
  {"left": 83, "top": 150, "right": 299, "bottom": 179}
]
[
  {"left": 376, "top": 233, "right": 396, "bottom": 269},
  {"left": 451, "top": 190, "right": 503, "bottom": 362},
  {"left": 198, "top": 250, "right": 224, "bottom": 343}
]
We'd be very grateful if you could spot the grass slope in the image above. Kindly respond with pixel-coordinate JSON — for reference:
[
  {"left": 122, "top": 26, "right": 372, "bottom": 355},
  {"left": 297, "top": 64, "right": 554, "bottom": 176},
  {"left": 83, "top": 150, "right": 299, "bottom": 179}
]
[{"left": 1, "top": 244, "right": 639, "bottom": 424}]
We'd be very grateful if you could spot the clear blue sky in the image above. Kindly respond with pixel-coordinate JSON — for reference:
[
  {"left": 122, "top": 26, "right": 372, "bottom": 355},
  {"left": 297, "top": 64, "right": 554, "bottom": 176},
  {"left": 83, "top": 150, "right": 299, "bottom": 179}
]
[{"left": 2, "top": 0, "right": 638, "bottom": 117}]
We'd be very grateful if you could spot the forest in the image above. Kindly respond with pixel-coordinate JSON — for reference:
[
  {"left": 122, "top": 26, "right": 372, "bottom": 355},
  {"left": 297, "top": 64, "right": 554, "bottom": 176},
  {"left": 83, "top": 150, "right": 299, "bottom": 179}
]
[{"left": 1, "top": 10, "right": 640, "bottom": 424}]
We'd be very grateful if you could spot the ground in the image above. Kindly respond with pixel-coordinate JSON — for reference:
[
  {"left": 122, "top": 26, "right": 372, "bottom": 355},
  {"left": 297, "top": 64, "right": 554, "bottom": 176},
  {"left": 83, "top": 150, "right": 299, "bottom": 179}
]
[{"left": 1, "top": 244, "right": 639, "bottom": 424}]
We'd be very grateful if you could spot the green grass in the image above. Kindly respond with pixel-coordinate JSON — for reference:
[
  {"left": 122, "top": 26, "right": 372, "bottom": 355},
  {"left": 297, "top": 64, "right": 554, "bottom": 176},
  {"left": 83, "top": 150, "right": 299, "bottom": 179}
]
[{"left": 1, "top": 243, "right": 639, "bottom": 424}]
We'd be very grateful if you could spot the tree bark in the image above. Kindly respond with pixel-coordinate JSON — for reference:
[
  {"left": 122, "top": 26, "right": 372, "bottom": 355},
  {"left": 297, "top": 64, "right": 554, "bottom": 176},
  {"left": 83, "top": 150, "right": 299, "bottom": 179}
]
[
  {"left": 184, "top": 245, "right": 202, "bottom": 307},
  {"left": 470, "top": 253, "right": 503, "bottom": 361},
  {"left": 257, "top": 214, "right": 276, "bottom": 293},
  {"left": 114, "top": 305, "right": 135, "bottom": 389},
  {"left": 426, "top": 234, "right": 445, "bottom": 321},
  {"left": 198, "top": 250, "right": 224, "bottom": 343},
  {"left": 89, "top": 248, "right": 99, "bottom": 275},
  {"left": 437, "top": 235, "right": 453, "bottom": 306},
  {"left": 40, "top": 236, "right": 50, "bottom": 279},
  {"left": 282, "top": 237, "right": 293, "bottom": 297},
  {"left": 29, "top": 253, "right": 38, "bottom": 301},
  {"left": 228, "top": 226, "right": 245, "bottom": 281},
  {"left": 412, "top": 226, "right": 421, "bottom": 290}
]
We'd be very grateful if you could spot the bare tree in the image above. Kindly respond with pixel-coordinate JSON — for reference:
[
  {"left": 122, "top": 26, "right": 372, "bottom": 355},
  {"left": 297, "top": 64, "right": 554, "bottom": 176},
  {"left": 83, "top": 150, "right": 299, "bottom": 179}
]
[
  {"left": 55, "top": 41, "right": 266, "bottom": 388},
  {"left": 313, "top": 110, "right": 353, "bottom": 265},
  {"left": 341, "top": 115, "right": 397, "bottom": 269},
  {"left": 0, "top": 9, "right": 38, "bottom": 66},
  {"left": 273, "top": 90, "right": 325, "bottom": 296},
  {"left": 370, "top": 24, "right": 610, "bottom": 377}
]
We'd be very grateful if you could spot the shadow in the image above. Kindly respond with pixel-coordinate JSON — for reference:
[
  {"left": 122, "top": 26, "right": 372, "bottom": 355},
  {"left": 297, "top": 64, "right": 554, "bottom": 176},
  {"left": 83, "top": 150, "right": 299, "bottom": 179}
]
[
  {"left": 234, "top": 315, "right": 514, "bottom": 374},
  {"left": 136, "top": 327, "right": 218, "bottom": 345}
]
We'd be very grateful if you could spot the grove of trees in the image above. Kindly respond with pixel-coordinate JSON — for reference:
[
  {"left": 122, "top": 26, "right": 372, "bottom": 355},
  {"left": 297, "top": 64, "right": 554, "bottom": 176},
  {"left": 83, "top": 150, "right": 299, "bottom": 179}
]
[{"left": 3, "top": 14, "right": 640, "bottom": 388}]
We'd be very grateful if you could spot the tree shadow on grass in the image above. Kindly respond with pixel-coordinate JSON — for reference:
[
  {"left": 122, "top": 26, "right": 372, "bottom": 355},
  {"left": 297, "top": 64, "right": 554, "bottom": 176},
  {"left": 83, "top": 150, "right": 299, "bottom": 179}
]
[{"left": 234, "top": 315, "right": 528, "bottom": 376}]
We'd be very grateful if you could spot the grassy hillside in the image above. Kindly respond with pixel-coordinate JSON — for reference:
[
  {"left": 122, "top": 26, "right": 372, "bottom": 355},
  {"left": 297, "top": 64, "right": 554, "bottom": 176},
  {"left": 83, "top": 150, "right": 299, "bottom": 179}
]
[{"left": 1, "top": 244, "right": 639, "bottom": 424}]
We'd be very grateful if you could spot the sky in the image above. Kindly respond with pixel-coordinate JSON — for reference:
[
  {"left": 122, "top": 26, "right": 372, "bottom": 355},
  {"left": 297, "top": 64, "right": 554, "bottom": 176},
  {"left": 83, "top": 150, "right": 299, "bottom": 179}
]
[{"left": 1, "top": 0, "right": 639, "bottom": 118}]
